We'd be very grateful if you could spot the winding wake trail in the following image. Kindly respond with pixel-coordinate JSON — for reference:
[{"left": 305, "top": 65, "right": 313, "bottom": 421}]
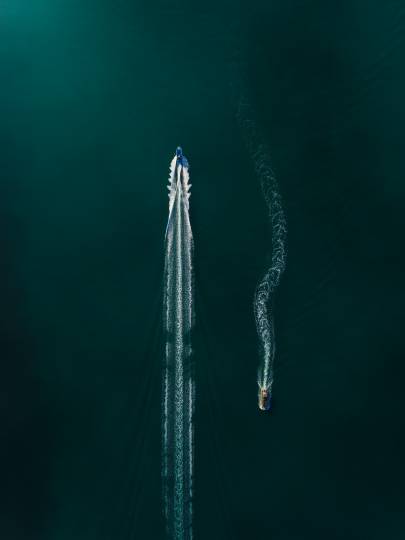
[
  {"left": 237, "top": 100, "right": 287, "bottom": 405},
  {"left": 162, "top": 151, "right": 194, "bottom": 539}
]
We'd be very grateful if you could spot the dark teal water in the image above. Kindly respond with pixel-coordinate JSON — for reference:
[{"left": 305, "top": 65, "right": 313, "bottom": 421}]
[{"left": 1, "top": 1, "right": 405, "bottom": 539}]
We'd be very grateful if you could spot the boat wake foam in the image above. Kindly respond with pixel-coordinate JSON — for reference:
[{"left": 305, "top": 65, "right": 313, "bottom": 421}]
[
  {"left": 162, "top": 151, "right": 194, "bottom": 538},
  {"left": 237, "top": 100, "right": 287, "bottom": 404}
]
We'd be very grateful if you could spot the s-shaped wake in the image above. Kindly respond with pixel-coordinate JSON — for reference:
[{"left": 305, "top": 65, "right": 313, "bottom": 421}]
[{"left": 237, "top": 101, "right": 287, "bottom": 411}]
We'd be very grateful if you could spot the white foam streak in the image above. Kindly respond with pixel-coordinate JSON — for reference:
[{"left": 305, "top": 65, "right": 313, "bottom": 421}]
[
  {"left": 237, "top": 102, "right": 287, "bottom": 398},
  {"left": 162, "top": 154, "right": 194, "bottom": 539}
]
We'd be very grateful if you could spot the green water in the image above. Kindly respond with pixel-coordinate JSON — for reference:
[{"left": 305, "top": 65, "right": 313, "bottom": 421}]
[{"left": 1, "top": 1, "right": 404, "bottom": 539}]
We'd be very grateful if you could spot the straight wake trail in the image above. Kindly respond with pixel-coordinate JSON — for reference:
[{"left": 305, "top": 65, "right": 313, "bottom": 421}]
[{"left": 162, "top": 148, "right": 195, "bottom": 539}]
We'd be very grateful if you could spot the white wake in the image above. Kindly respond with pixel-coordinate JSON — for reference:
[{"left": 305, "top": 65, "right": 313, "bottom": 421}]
[
  {"left": 237, "top": 100, "right": 287, "bottom": 401},
  {"left": 162, "top": 151, "right": 194, "bottom": 539}
]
